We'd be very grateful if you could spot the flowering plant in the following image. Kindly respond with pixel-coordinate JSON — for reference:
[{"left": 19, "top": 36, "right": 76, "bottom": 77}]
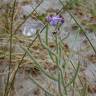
[{"left": 46, "top": 15, "right": 64, "bottom": 26}]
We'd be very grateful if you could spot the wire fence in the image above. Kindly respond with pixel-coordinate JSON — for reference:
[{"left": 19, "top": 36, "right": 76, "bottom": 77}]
[{"left": 0, "top": 0, "right": 96, "bottom": 96}]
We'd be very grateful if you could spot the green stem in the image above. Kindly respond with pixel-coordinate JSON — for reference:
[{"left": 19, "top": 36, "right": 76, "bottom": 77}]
[{"left": 29, "top": 75, "right": 54, "bottom": 96}]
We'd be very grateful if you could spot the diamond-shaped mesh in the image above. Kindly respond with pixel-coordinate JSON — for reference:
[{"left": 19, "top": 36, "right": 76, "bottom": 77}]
[{"left": 0, "top": 0, "right": 96, "bottom": 96}]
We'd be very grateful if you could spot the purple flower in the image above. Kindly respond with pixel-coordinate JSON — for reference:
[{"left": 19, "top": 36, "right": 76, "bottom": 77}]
[
  {"left": 46, "top": 15, "right": 52, "bottom": 22},
  {"left": 46, "top": 15, "right": 64, "bottom": 26}
]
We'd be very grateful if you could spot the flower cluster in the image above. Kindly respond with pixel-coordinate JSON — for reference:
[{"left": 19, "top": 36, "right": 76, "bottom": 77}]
[{"left": 46, "top": 15, "right": 64, "bottom": 26}]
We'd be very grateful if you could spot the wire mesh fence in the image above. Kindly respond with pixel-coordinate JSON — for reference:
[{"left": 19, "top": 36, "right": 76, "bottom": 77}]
[{"left": 0, "top": 0, "right": 96, "bottom": 96}]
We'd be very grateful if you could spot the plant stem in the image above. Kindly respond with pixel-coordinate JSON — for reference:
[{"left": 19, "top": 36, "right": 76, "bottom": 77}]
[{"left": 4, "top": 0, "right": 16, "bottom": 96}]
